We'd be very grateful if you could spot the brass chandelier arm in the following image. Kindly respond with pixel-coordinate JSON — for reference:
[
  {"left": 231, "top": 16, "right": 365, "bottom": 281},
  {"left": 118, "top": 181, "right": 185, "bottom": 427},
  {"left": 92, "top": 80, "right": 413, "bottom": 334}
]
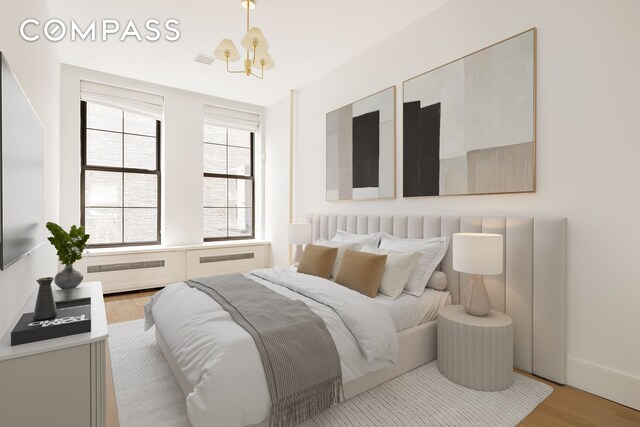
[
  {"left": 227, "top": 56, "right": 264, "bottom": 79},
  {"left": 250, "top": 65, "right": 264, "bottom": 79},
  {"left": 226, "top": 58, "right": 247, "bottom": 74}
]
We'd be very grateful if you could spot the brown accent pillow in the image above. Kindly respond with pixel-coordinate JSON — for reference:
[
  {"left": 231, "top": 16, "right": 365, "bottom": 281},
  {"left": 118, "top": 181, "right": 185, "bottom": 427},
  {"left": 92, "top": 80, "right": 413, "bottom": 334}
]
[
  {"left": 297, "top": 244, "right": 339, "bottom": 279},
  {"left": 335, "top": 250, "right": 387, "bottom": 298}
]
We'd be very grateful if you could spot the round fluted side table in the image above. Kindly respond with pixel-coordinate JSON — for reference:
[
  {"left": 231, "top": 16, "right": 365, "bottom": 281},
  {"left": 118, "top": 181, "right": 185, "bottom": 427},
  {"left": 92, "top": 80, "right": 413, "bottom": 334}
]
[{"left": 437, "top": 305, "right": 513, "bottom": 391}]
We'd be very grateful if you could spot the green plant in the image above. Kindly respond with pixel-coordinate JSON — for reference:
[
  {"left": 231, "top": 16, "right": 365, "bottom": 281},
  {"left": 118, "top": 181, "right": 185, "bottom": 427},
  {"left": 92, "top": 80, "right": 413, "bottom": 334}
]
[{"left": 46, "top": 222, "right": 90, "bottom": 265}]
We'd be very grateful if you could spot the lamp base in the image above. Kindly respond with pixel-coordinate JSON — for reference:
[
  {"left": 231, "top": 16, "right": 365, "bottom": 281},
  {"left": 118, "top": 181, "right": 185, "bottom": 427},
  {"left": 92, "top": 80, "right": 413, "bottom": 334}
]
[{"left": 462, "top": 275, "right": 492, "bottom": 317}]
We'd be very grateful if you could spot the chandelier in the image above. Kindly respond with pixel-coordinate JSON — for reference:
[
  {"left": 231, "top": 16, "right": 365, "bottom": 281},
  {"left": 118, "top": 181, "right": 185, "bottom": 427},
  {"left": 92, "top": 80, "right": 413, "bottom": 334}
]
[{"left": 213, "top": 0, "right": 275, "bottom": 79}]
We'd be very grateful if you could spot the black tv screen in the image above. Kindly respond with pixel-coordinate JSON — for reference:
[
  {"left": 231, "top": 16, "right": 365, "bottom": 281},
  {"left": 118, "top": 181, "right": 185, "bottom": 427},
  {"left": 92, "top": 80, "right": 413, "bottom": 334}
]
[{"left": 0, "top": 52, "right": 44, "bottom": 270}]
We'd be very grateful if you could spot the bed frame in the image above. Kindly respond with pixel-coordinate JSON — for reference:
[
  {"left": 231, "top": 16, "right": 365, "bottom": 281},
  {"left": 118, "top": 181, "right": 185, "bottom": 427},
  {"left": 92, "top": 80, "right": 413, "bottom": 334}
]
[
  {"left": 308, "top": 214, "right": 567, "bottom": 385},
  {"left": 156, "top": 320, "right": 438, "bottom": 427},
  {"left": 156, "top": 318, "right": 438, "bottom": 396},
  {"left": 156, "top": 213, "right": 566, "bottom": 427}
]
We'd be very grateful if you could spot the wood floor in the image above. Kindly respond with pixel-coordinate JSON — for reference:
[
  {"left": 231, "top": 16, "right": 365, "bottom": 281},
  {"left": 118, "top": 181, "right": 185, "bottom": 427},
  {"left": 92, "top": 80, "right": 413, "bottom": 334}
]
[{"left": 104, "top": 289, "right": 640, "bottom": 427}]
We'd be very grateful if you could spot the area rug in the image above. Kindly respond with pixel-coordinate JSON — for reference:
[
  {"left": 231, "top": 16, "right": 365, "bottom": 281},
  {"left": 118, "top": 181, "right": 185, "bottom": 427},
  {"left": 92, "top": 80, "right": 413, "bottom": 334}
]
[{"left": 109, "top": 319, "right": 552, "bottom": 427}]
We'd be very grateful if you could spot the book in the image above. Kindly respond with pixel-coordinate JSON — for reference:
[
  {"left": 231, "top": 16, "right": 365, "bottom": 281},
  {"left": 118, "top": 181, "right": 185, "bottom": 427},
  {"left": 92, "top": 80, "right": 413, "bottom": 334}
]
[{"left": 11, "top": 298, "right": 92, "bottom": 346}]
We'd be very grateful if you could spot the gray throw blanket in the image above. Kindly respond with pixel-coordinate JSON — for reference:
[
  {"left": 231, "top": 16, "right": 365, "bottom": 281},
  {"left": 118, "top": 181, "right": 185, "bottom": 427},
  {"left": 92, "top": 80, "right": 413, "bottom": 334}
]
[{"left": 187, "top": 274, "right": 343, "bottom": 427}]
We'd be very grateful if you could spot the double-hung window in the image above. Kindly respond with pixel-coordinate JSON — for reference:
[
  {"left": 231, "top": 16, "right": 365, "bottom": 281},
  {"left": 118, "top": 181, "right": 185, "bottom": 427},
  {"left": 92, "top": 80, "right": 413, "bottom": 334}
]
[
  {"left": 203, "top": 107, "right": 258, "bottom": 241},
  {"left": 80, "top": 83, "right": 162, "bottom": 248}
]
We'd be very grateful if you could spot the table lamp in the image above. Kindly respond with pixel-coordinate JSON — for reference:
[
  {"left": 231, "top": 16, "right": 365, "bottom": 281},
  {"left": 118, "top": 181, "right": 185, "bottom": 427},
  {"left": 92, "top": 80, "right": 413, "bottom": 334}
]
[
  {"left": 288, "top": 223, "right": 312, "bottom": 265},
  {"left": 453, "top": 233, "right": 503, "bottom": 317}
]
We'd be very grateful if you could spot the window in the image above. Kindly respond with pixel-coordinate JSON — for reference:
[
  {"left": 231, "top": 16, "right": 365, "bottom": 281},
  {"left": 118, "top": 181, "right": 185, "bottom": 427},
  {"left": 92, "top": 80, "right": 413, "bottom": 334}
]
[
  {"left": 81, "top": 101, "right": 161, "bottom": 247},
  {"left": 203, "top": 124, "right": 254, "bottom": 240}
]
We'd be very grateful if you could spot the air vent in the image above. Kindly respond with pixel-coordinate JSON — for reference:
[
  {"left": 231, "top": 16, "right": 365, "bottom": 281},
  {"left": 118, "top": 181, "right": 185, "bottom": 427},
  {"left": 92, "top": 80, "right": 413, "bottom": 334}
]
[
  {"left": 200, "top": 253, "right": 254, "bottom": 264},
  {"left": 195, "top": 53, "right": 215, "bottom": 65},
  {"left": 87, "top": 260, "right": 165, "bottom": 274}
]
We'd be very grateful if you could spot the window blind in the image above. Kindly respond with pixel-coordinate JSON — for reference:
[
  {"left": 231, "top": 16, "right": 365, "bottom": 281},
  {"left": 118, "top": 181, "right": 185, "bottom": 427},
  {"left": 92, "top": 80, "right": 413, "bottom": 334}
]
[
  {"left": 80, "top": 81, "right": 164, "bottom": 120},
  {"left": 204, "top": 105, "right": 260, "bottom": 132}
]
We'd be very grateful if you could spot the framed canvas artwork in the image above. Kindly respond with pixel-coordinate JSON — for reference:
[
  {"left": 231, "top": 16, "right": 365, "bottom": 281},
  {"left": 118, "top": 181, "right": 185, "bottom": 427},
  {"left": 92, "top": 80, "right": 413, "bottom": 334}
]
[
  {"left": 326, "top": 86, "right": 395, "bottom": 200},
  {"left": 403, "top": 28, "right": 536, "bottom": 197}
]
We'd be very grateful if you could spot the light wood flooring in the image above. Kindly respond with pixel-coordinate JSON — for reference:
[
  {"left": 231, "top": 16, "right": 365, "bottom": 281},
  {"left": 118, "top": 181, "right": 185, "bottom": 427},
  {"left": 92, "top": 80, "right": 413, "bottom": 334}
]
[{"left": 104, "top": 289, "right": 640, "bottom": 427}]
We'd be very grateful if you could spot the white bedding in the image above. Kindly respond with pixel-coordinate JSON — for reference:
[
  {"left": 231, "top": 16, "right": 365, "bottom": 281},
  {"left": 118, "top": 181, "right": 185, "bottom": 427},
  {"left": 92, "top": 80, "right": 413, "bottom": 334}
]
[
  {"left": 145, "top": 267, "right": 399, "bottom": 427},
  {"left": 376, "top": 288, "right": 451, "bottom": 332}
]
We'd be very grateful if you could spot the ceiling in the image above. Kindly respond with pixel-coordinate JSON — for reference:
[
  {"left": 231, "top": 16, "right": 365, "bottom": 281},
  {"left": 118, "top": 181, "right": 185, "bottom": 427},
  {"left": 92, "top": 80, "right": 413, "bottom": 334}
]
[{"left": 46, "top": 0, "right": 450, "bottom": 106}]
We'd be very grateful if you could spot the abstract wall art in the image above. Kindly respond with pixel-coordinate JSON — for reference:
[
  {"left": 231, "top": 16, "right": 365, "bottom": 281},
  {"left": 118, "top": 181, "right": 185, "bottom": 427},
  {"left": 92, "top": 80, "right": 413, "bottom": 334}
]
[
  {"left": 326, "top": 86, "right": 395, "bottom": 200},
  {"left": 403, "top": 28, "right": 536, "bottom": 197}
]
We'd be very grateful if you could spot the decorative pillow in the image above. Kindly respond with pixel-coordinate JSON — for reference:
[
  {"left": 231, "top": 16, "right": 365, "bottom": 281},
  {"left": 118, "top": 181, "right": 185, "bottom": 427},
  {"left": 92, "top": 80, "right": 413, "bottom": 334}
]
[
  {"left": 314, "top": 239, "right": 362, "bottom": 279},
  {"left": 330, "top": 229, "right": 381, "bottom": 247},
  {"left": 379, "top": 235, "right": 450, "bottom": 296},
  {"left": 360, "top": 246, "right": 421, "bottom": 299},
  {"left": 426, "top": 271, "right": 448, "bottom": 291},
  {"left": 335, "top": 250, "right": 387, "bottom": 298},
  {"left": 297, "top": 244, "right": 338, "bottom": 279}
]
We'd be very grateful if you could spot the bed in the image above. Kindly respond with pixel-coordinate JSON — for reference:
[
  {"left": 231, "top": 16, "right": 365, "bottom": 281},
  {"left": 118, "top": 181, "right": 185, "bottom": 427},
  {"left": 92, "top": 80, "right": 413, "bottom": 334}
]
[
  {"left": 147, "top": 214, "right": 566, "bottom": 427},
  {"left": 147, "top": 267, "right": 449, "bottom": 426}
]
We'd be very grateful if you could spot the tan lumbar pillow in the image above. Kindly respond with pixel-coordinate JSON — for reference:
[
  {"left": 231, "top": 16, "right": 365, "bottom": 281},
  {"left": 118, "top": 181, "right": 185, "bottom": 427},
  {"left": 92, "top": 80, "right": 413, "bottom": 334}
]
[
  {"left": 297, "top": 244, "right": 338, "bottom": 279},
  {"left": 335, "top": 249, "right": 387, "bottom": 298},
  {"left": 314, "top": 239, "right": 362, "bottom": 279}
]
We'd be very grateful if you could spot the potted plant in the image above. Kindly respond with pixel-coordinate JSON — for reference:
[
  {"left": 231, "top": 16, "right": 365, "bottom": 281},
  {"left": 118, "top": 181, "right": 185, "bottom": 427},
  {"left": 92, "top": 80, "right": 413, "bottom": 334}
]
[{"left": 46, "top": 222, "right": 90, "bottom": 289}]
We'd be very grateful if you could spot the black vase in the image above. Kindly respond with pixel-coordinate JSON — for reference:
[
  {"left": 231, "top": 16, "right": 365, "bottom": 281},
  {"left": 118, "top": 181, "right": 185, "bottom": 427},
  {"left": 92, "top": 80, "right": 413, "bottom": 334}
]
[
  {"left": 33, "top": 277, "right": 57, "bottom": 321},
  {"left": 54, "top": 264, "right": 83, "bottom": 289}
]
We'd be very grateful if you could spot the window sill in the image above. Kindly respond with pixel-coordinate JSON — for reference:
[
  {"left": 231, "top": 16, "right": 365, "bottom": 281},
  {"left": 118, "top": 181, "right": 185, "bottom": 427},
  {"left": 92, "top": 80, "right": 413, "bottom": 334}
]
[{"left": 83, "top": 239, "right": 271, "bottom": 258}]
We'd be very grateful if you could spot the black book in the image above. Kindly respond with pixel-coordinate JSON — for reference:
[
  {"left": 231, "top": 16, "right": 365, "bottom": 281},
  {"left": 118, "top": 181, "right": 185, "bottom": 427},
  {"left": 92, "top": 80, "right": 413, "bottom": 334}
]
[{"left": 11, "top": 298, "right": 92, "bottom": 346}]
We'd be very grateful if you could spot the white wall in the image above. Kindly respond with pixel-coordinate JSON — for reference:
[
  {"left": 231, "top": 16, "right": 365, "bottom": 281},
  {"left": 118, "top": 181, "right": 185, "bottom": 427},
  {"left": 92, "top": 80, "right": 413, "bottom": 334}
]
[
  {"left": 59, "top": 65, "right": 265, "bottom": 246},
  {"left": 0, "top": 1, "right": 60, "bottom": 337},
  {"left": 264, "top": 95, "right": 291, "bottom": 267},
  {"left": 276, "top": 0, "right": 640, "bottom": 409}
]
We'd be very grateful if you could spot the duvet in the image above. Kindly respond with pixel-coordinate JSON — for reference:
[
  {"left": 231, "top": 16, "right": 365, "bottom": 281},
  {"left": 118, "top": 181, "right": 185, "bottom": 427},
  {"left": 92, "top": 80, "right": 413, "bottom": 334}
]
[{"left": 145, "top": 267, "right": 399, "bottom": 427}]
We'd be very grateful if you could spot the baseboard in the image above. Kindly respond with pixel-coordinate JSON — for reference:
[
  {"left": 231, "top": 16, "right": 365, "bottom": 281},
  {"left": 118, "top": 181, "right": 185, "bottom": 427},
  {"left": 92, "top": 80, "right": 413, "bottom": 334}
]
[{"left": 567, "top": 356, "right": 640, "bottom": 410}]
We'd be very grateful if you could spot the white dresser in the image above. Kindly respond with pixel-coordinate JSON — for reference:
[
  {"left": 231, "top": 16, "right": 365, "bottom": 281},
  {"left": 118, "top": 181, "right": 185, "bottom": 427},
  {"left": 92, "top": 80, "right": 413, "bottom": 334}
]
[{"left": 0, "top": 282, "right": 108, "bottom": 427}]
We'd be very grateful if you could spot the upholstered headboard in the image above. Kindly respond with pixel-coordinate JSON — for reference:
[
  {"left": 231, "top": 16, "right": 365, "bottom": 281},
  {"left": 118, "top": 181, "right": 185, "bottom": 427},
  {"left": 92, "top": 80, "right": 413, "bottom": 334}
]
[{"left": 307, "top": 214, "right": 567, "bottom": 384}]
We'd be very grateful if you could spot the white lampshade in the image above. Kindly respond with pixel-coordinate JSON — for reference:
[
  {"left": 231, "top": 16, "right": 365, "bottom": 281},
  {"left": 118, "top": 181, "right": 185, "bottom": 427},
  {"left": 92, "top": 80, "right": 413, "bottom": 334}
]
[
  {"left": 241, "top": 27, "right": 269, "bottom": 51},
  {"left": 288, "top": 223, "right": 312, "bottom": 245},
  {"left": 253, "top": 48, "right": 275, "bottom": 70},
  {"left": 214, "top": 39, "right": 241, "bottom": 62},
  {"left": 453, "top": 233, "right": 503, "bottom": 275}
]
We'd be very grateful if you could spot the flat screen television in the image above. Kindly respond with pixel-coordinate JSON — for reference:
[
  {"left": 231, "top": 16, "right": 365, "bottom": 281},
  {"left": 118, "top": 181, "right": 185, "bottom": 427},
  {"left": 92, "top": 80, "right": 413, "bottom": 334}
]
[{"left": 0, "top": 52, "right": 45, "bottom": 270}]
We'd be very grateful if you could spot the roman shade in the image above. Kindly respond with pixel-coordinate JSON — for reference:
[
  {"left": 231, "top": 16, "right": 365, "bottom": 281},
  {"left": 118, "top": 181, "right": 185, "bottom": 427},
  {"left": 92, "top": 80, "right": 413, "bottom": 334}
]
[
  {"left": 80, "top": 81, "right": 164, "bottom": 120},
  {"left": 204, "top": 104, "right": 260, "bottom": 132}
]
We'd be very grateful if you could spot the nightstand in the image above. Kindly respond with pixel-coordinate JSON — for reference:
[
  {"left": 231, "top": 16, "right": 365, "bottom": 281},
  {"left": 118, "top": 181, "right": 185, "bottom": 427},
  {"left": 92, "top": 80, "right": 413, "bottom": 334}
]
[
  {"left": 0, "top": 282, "right": 108, "bottom": 426},
  {"left": 437, "top": 304, "right": 513, "bottom": 391}
]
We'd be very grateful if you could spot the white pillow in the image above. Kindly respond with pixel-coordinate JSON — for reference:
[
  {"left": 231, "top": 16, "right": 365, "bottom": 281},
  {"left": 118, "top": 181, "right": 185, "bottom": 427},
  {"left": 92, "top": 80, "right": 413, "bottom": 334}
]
[
  {"left": 331, "top": 229, "right": 381, "bottom": 247},
  {"left": 379, "top": 235, "right": 450, "bottom": 296},
  {"left": 360, "top": 246, "right": 421, "bottom": 299},
  {"left": 427, "top": 271, "right": 448, "bottom": 291},
  {"left": 314, "top": 239, "right": 362, "bottom": 279}
]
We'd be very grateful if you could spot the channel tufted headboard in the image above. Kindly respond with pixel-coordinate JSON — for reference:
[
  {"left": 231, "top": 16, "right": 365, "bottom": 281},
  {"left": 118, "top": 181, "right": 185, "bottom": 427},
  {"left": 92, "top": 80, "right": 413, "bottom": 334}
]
[{"left": 307, "top": 213, "right": 567, "bottom": 384}]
